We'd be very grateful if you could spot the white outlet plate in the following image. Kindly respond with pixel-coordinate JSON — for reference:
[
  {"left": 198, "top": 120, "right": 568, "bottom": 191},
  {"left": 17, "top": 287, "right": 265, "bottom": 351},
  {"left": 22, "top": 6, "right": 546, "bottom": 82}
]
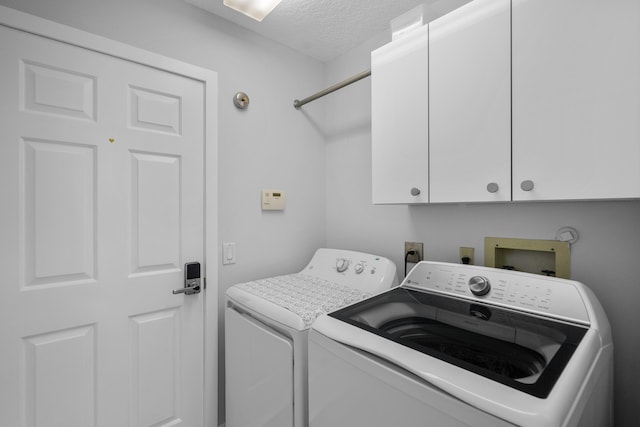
[{"left": 459, "top": 247, "right": 475, "bottom": 265}]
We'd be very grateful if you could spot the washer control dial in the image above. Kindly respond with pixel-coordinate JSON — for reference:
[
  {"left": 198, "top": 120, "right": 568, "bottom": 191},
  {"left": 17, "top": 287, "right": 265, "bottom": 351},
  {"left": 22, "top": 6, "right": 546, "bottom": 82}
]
[
  {"left": 336, "top": 258, "right": 349, "bottom": 273},
  {"left": 468, "top": 276, "right": 491, "bottom": 296}
]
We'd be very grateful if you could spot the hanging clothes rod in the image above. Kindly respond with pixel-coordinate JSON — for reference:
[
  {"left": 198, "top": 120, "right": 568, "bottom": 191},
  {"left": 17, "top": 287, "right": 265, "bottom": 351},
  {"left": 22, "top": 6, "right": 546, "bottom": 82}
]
[{"left": 293, "top": 69, "right": 371, "bottom": 109}]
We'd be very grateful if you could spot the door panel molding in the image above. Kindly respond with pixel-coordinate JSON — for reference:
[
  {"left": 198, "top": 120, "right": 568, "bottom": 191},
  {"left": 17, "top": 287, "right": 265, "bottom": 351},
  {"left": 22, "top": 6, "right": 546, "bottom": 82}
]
[{"left": 1, "top": 6, "right": 218, "bottom": 426}]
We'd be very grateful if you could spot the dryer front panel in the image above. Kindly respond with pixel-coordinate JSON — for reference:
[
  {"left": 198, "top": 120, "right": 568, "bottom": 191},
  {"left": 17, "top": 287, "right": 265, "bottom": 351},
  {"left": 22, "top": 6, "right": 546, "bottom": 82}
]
[{"left": 225, "top": 307, "right": 294, "bottom": 427}]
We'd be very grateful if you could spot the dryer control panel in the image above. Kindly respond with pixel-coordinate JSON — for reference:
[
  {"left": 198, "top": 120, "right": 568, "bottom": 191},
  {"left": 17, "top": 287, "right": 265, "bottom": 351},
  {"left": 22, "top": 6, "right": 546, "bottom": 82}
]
[
  {"left": 404, "top": 261, "right": 590, "bottom": 325},
  {"left": 301, "top": 248, "right": 399, "bottom": 295}
]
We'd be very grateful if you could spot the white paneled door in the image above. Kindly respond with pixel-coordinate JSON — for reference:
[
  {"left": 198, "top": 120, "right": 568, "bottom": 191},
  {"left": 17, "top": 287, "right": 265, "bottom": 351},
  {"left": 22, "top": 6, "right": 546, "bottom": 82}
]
[{"left": 0, "top": 25, "right": 205, "bottom": 427}]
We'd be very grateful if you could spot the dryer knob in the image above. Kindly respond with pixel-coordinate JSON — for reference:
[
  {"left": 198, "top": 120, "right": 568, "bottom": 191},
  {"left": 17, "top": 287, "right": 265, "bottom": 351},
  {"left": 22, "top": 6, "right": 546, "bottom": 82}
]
[
  {"left": 336, "top": 258, "right": 349, "bottom": 273},
  {"left": 468, "top": 276, "right": 491, "bottom": 296},
  {"left": 354, "top": 263, "right": 365, "bottom": 274}
]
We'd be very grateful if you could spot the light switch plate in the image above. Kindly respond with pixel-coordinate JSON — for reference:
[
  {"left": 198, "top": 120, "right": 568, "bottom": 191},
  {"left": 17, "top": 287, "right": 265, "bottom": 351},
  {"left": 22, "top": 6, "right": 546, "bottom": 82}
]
[
  {"left": 262, "top": 190, "right": 285, "bottom": 210},
  {"left": 222, "top": 242, "right": 236, "bottom": 265}
]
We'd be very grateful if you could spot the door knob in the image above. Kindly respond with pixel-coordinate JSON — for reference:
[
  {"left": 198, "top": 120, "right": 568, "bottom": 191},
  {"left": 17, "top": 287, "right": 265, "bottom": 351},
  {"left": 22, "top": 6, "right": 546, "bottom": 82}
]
[
  {"left": 410, "top": 187, "right": 421, "bottom": 196},
  {"left": 172, "top": 283, "right": 200, "bottom": 295},
  {"left": 173, "top": 262, "right": 201, "bottom": 295}
]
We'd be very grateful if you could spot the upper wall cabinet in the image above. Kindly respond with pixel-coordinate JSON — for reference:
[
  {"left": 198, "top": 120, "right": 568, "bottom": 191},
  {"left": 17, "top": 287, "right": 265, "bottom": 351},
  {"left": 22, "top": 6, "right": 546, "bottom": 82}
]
[
  {"left": 512, "top": 0, "right": 640, "bottom": 201},
  {"left": 371, "top": 0, "right": 511, "bottom": 205},
  {"left": 371, "top": 25, "right": 429, "bottom": 204},
  {"left": 373, "top": 0, "right": 640, "bottom": 204},
  {"left": 429, "top": 0, "right": 511, "bottom": 203}
]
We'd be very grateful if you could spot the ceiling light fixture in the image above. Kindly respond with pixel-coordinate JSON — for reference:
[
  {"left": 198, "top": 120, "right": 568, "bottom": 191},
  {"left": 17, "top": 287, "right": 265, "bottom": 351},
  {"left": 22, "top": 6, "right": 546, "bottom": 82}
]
[{"left": 223, "top": 0, "right": 283, "bottom": 22}]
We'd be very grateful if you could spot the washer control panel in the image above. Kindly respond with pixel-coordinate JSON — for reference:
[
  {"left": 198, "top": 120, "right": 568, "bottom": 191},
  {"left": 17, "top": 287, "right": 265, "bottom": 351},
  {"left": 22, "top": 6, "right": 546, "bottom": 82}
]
[{"left": 404, "top": 261, "right": 590, "bottom": 324}]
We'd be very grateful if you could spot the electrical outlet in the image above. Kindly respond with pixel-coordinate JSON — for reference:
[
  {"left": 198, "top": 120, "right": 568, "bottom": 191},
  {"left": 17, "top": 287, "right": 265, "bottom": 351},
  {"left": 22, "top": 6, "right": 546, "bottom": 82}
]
[
  {"left": 404, "top": 242, "right": 423, "bottom": 264},
  {"left": 459, "top": 247, "right": 474, "bottom": 265}
]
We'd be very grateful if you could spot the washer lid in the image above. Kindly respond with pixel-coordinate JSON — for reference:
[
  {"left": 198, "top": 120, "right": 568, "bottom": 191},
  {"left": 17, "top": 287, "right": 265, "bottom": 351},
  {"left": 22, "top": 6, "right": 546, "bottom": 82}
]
[{"left": 327, "top": 286, "right": 588, "bottom": 398}]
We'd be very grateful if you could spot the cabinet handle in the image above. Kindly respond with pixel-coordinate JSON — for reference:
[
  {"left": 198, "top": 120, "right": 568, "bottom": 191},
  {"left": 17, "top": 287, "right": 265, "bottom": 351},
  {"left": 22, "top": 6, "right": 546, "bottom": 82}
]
[
  {"left": 520, "top": 180, "right": 535, "bottom": 191},
  {"left": 486, "top": 183, "right": 499, "bottom": 193},
  {"left": 410, "top": 187, "right": 421, "bottom": 196}
]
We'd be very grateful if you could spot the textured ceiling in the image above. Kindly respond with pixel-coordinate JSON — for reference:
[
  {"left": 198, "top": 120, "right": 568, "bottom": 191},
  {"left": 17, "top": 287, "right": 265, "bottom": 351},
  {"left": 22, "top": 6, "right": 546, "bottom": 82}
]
[{"left": 184, "top": 0, "right": 472, "bottom": 62}]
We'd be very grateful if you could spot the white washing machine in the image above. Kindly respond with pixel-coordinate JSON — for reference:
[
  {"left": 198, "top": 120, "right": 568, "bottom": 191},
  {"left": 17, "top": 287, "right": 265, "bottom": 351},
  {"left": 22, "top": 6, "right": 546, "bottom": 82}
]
[
  {"left": 224, "top": 248, "right": 398, "bottom": 427},
  {"left": 309, "top": 261, "right": 613, "bottom": 427}
]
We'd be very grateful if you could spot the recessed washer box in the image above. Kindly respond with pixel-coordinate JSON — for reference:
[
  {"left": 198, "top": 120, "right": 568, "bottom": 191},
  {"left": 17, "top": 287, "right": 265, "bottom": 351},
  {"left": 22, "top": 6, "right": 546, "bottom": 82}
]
[
  {"left": 484, "top": 237, "right": 570, "bottom": 279},
  {"left": 262, "top": 190, "right": 285, "bottom": 211}
]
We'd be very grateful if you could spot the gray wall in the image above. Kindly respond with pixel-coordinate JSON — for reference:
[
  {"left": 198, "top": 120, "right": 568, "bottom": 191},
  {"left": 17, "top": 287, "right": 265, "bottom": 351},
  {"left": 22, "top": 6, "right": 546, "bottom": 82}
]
[{"left": 323, "top": 33, "right": 640, "bottom": 427}]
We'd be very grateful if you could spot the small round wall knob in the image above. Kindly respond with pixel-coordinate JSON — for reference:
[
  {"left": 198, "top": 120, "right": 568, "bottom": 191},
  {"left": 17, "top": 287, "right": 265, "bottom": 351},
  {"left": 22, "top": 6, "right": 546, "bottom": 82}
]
[
  {"left": 520, "top": 180, "right": 535, "bottom": 191},
  {"left": 233, "top": 92, "right": 250, "bottom": 109},
  {"left": 410, "top": 187, "right": 421, "bottom": 196},
  {"left": 486, "top": 182, "right": 499, "bottom": 193}
]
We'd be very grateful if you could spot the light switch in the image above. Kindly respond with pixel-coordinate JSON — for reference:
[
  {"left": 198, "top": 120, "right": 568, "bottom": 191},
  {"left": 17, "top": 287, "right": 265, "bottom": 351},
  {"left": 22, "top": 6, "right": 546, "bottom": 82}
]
[
  {"left": 223, "top": 242, "right": 236, "bottom": 265},
  {"left": 262, "top": 189, "right": 285, "bottom": 210}
]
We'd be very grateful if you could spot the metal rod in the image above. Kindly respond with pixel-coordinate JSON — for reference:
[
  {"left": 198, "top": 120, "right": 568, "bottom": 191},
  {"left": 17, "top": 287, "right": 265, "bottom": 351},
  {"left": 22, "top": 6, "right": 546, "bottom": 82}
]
[{"left": 293, "top": 69, "right": 371, "bottom": 109}]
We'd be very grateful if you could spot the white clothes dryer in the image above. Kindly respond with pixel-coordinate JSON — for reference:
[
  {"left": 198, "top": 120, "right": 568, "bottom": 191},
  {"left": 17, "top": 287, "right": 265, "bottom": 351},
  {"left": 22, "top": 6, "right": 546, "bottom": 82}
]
[
  {"left": 224, "top": 248, "right": 398, "bottom": 427},
  {"left": 309, "top": 261, "right": 613, "bottom": 427}
]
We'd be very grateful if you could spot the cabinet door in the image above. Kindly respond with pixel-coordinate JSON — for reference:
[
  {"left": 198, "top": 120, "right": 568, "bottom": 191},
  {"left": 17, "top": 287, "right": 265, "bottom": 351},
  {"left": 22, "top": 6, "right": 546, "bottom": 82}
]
[
  {"left": 513, "top": 0, "right": 640, "bottom": 201},
  {"left": 429, "top": 0, "right": 511, "bottom": 203},
  {"left": 372, "top": 26, "right": 429, "bottom": 204}
]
